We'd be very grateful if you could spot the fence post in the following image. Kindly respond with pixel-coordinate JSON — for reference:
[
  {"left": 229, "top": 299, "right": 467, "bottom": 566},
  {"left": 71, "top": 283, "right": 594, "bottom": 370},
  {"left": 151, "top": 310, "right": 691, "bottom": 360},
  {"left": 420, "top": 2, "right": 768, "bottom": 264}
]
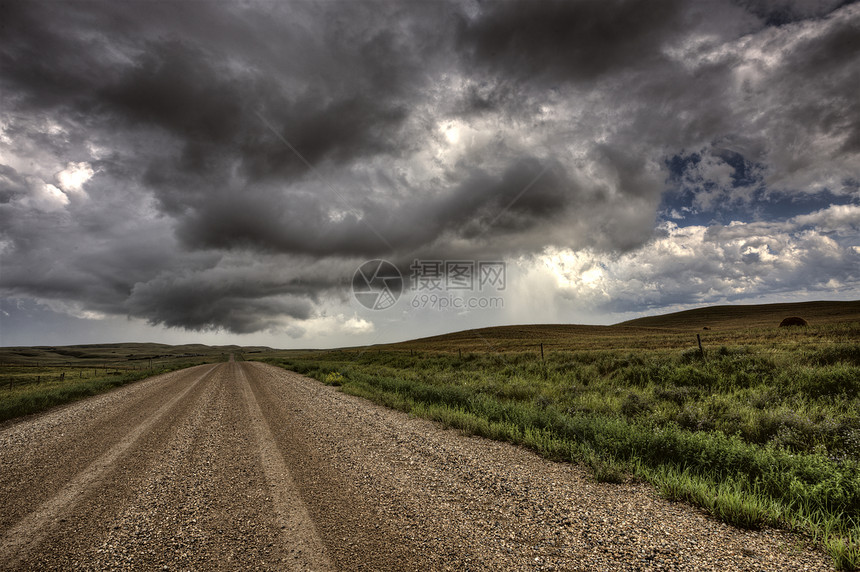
[{"left": 697, "top": 334, "right": 705, "bottom": 359}]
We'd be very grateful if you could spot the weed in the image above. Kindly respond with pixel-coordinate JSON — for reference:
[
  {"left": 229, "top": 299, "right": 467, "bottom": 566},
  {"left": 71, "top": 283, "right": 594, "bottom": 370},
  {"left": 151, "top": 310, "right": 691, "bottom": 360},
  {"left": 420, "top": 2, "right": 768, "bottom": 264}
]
[
  {"left": 324, "top": 371, "right": 345, "bottom": 386},
  {"left": 261, "top": 319, "right": 860, "bottom": 569},
  {"left": 826, "top": 534, "right": 859, "bottom": 571},
  {"left": 0, "top": 362, "right": 204, "bottom": 422},
  {"left": 712, "top": 483, "right": 767, "bottom": 529}
]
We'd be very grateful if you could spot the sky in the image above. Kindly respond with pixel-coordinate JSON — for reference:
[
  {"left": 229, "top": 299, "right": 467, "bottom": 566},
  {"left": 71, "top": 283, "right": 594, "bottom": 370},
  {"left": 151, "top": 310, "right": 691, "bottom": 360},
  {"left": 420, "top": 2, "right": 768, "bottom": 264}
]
[{"left": 1, "top": 0, "right": 859, "bottom": 348}]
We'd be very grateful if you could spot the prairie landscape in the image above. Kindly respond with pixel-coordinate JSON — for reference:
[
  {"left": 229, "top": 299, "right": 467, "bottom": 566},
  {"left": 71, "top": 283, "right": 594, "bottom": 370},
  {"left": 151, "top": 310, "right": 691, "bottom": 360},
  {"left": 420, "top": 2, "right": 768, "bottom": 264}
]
[
  {"left": 0, "top": 343, "right": 271, "bottom": 422},
  {"left": 259, "top": 301, "right": 860, "bottom": 569},
  {"left": 1, "top": 301, "right": 859, "bottom": 570},
  {"left": 4, "top": 0, "right": 860, "bottom": 569}
]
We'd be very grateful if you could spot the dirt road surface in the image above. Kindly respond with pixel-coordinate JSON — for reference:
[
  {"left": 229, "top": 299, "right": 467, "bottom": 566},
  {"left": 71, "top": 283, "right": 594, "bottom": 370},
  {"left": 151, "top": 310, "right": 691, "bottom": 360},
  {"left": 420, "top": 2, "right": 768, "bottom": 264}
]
[{"left": 0, "top": 361, "right": 832, "bottom": 570}]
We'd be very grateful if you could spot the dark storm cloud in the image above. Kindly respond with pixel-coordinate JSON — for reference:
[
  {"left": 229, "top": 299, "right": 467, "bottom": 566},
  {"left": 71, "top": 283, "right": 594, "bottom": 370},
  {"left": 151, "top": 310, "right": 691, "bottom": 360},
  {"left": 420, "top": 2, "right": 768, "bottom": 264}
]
[
  {"left": 2, "top": 0, "right": 859, "bottom": 337},
  {"left": 734, "top": 0, "right": 851, "bottom": 26},
  {"left": 126, "top": 272, "right": 314, "bottom": 334},
  {"left": 240, "top": 94, "right": 410, "bottom": 182},
  {"left": 0, "top": 166, "right": 28, "bottom": 204},
  {"left": 456, "top": 0, "right": 686, "bottom": 83},
  {"left": 102, "top": 41, "right": 246, "bottom": 146},
  {"left": 0, "top": 2, "right": 103, "bottom": 109},
  {"left": 778, "top": 10, "right": 860, "bottom": 153},
  {"left": 98, "top": 36, "right": 414, "bottom": 183},
  {"left": 172, "top": 155, "right": 573, "bottom": 258},
  {"left": 436, "top": 157, "right": 570, "bottom": 236}
]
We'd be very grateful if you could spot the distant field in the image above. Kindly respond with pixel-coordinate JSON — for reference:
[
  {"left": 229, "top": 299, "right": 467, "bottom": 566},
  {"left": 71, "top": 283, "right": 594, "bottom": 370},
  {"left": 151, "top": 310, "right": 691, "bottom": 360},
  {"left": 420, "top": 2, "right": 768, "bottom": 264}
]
[
  {"left": 341, "top": 299, "right": 860, "bottom": 354},
  {"left": 257, "top": 300, "right": 860, "bottom": 570},
  {"left": 3, "top": 301, "right": 858, "bottom": 568},
  {"left": 618, "top": 300, "right": 860, "bottom": 331},
  {"left": 0, "top": 342, "right": 273, "bottom": 368},
  {"left": 0, "top": 342, "right": 272, "bottom": 423}
]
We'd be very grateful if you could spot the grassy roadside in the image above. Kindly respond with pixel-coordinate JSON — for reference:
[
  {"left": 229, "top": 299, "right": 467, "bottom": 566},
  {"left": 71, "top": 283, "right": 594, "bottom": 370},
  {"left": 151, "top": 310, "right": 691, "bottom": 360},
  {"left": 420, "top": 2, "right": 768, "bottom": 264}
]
[
  {"left": 0, "top": 361, "right": 211, "bottom": 423},
  {"left": 0, "top": 342, "right": 267, "bottom": 424},
  {"left": 259, "top": 322, "right": 860, "bottom": 570}
]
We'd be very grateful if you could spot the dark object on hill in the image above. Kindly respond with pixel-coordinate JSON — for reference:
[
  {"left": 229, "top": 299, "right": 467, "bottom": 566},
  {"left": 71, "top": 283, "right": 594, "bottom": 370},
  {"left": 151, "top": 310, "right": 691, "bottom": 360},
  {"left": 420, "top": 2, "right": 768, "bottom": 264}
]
[
  {"left": 779, "top": 317, "right": 808, "bottom": 327},
  {"left": 702, "top": 326, "right": 710, "bottom": 330}
]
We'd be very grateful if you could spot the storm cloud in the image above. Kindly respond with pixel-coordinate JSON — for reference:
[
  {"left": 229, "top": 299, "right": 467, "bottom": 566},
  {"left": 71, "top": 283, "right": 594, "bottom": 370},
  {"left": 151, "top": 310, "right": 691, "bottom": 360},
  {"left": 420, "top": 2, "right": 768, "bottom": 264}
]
[{"left": 1, "top": 0, "right": 858, "bottom": 343}]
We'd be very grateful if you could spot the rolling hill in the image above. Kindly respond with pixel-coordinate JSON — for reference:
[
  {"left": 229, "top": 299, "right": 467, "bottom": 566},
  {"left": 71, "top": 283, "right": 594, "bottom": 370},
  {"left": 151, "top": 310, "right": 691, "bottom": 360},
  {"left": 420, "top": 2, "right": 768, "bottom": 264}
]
[
  {"left": 616, "top": 300, "right": 860, "bottom": 330},
  {"left": 0, "top": 342, "right": 273, "bottom": 367},
  {"left": 379, "top": 300, "right": 860, "bottom": 353}
]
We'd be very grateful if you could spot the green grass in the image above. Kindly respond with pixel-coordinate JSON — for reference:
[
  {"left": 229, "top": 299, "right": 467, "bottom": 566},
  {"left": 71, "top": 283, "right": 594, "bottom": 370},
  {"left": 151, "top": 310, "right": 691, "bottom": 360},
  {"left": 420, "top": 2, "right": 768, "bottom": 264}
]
[
  {"left": 0, "top": 363, "right": 201, "bottom": 422},
  {"left": 256, "top": 319, "right": 860, "bottom": 570},
  {"left": 0, "top": 342, "right": 264, "bottom": 423}
]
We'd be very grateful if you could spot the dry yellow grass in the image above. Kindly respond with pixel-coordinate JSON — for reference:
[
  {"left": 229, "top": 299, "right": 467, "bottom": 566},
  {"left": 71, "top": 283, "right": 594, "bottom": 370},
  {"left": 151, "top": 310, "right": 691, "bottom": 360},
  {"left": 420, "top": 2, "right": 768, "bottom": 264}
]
[{"left": 369, "top": 300, "right": 860, "bottom": 354}]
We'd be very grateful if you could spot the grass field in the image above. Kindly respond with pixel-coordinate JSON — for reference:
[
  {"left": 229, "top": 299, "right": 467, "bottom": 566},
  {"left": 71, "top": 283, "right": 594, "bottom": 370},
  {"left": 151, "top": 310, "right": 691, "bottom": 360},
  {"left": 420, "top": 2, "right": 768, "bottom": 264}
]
[
  {"left": 3, "top": 302, "right": 857, "bottom": 568},
  {"left": 0, "top": 342, "right": 270, "bottom": 423},
  {"left": 257, "top": 300, "right": 860, "bottom": 570}
]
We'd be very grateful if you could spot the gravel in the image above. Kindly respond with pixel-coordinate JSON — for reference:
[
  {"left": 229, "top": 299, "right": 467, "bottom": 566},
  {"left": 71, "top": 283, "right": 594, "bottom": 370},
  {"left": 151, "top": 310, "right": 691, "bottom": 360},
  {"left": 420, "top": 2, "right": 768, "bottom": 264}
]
[
  {"left": 0, "top": 361, "right": 834, "bottom": 571},
  {"left": 248, "top": 363, "right": 833, "bottom": 572}
]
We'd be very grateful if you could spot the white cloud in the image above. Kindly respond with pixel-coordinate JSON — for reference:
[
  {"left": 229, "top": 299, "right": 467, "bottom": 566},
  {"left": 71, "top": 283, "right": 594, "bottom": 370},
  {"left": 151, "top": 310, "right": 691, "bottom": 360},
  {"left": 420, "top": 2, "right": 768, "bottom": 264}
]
[
  {"left": 37, "top": 298, "right": 109, "bottom": 320},
  {"left": 537, "top": 215, "right": 860, "bottom": 314},
  {"left": 791, "top": 204, "right": 860, "bottom": 233},
  {"left": 299, "top": 314, "right": 375, "bottom": 338},
  {"left": 56, "top": 162, "right": 94, "bottom": 196},
  {"left": 21, "top": 178, "right": 70, "bottom": 211}
]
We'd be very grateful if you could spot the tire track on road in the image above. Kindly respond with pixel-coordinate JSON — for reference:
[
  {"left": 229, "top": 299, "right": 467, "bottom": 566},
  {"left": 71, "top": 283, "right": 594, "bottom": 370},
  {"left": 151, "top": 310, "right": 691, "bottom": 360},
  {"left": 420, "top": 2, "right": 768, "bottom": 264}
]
[
  {"left": 78, "top": 364, "right": 282, "bottom": 570},
  {"left": 242, "top": 362, "right": 833, "bottom": 572},
  {"left": 241, "top": 361, "right": 421, "bottom": 571},
  {"left": 1, "top": 359, "right": 829, "bottom": 570},
  {"left": 0, "top": 365, "right": 216, "bottom": 530},
  {"left": 235, "top": 362, "right": 335, "bottom": 572},
  {"left": 0, "top": 363, "right": 219, "bottom": 568}
]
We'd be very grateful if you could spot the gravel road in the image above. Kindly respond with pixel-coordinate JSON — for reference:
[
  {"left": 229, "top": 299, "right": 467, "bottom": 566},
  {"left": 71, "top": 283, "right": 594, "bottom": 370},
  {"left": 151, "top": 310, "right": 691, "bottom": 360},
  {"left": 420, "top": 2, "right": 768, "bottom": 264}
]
[{"left": 0, "top": 361, "right": 833, "bottom": 570}]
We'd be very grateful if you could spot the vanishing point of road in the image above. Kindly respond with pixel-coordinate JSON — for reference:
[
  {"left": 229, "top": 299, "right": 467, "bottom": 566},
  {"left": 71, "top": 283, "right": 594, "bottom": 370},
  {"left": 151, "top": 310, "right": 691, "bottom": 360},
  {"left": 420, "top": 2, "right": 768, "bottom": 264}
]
[{"left": 0, "top": 360, "right": 833, "bottom": 570}]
